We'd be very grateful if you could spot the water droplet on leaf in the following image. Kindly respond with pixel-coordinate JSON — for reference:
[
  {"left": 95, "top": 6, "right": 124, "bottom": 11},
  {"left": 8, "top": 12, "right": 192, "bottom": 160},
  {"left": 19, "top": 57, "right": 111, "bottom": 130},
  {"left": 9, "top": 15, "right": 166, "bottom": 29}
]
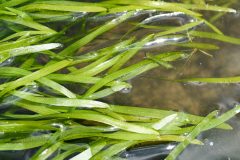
[{"left": 120, "top": 87, "right": 132, "bottom": 94}]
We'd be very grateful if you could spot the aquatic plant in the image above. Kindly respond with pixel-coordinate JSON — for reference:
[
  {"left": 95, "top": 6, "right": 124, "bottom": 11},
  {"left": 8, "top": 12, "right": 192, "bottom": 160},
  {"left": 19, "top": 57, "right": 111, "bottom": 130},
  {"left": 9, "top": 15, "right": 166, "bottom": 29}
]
[{"left": 0, "top": 0, "right": 239, "bottom": 159}]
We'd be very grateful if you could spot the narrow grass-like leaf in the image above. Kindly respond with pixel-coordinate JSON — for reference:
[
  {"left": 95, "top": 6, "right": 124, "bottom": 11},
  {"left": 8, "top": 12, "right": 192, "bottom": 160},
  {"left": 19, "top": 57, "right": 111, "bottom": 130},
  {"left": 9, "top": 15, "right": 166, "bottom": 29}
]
[
  {"left": 171, "top": 2, "right": 236, "bottom": 13},
  {"left": 83, "top": 55, "right": 160, "bottom": 97},
  {"left": 71, "top": 55, "right": 120, "bottom": 75},
  {"left": 21, "top": 3, "right": 107, "bottom": 13},
  {"left": 104, "top": 0, "right": 201, "bottom": 17},
  {"left": 0, "top": 15, "right": 56, "bottom": 33},
  {"left": 13, "top": 91, "right": 109, "bottom": 108},
  {"left": 0, "top": 60, "right": 71, "bottom": 96},
  {"left": 178, "top": 76, "right": 240, "bottom": 84},
  {"left": 84, "top": 52, "right": 185, "bottom": 96},
  {"left": 0, "top": 0, "right": 31, "bottom": 8},
  {"left": 118, "top": 114, "right": 158, "bottom": 122},
  {"left": 0, "top": 34, "right": 53, "bottom": 52},
  {"left": 0, "top": 10, "right": 16, "bottom": 15},
  {"left": 174, "top": 42, "right": 219, "bottom": 50},
  {"left": 0, "top": 31, "right": 51, "bottom": 42},
  {"left": 108, "top": 5, "right": 150, "bottom": 13},
  {"left": 5, "top": 7, "right": 32, "bottom": 20},
  {"left": 69, "top": 147, "right": 92, "bottom": 160},
  {"left": 108, "top": 34, "right": 154, "bottom": 73},
  {"left": 95, "top": 108, "right": 126, "bottom": 121},
  {"left": 145, "top": 53, "right": 173, "bottom": 69},
  {"left": 50, "top": 110, "right": 159, "bottom": 135},
  {"left": 85, "top": 83, "right": 132, "bottom": 100},
  {"left": 109, "top": 105, "right": 230, "bottom": 129},
  {"left": 155, "top": 20, "right": 203, "bottom": 37},
  {"left": 71, "top": 38, "right": 135, "bottom": 75},
  {"left": 47, "top": 74, "right": 130, "bottom": 88},
  {"left": 0, "top": 67, "right": 76, "bottom": 98},
  {"left": 38, "top": 77, "right": 76, "bottom": 98},
  {"left": 91, "top": 141, "right": 137, "bottom": 160},
  {"left": 152, "top": 114, "right": 178, "bottom": 130},
  {"left": 0, "top": 134, "right": 50, "bottom": 150},
  {"left": 32, "top": 142, "right": 62, "bottom": 160},
  {"left": 59, "top": 11, "right": 135, "bottom": 56},
  {"left": 89, "top": 139, "right": 107, "bottom": 157},
  {"left": 62, "top": 131, "right": 202, "bottom": 144},
  {"left": 32, "top": 0, "right": 105, "bottom": 6},
  {"left": 68, "top": 38, "right": 136, "bottom": 66},
  {"left": 70, "top": 139, "right": 106, "bottom": 160},
  {"left": 0, "top": 43, "right": 62, "bottom": 63},
  {"left": 204, "top": 105, "right": 240, "bottom": 131},
  {"left": 0, "top": 123, "right": 55, "bottom": 132},
  {"left": 210, "top": 0, "right": 237, "bottom": 22},
  {"left": 165, "top": 111, "right": 218, "bottom": 160},
  {"left": 62, "top": 125, "right": 117, "bottom": 135},
  {"left": 15, "top": 101, "right": 59, "bottom": 115},
  {"left": 73, "top": 55, "right": 122, "bottom": 77},
  {"left": 52, "top": 144, "right": 85, "bottom": 160},
  {"left": 29, "top": 11, "right": 73, "bottom": 22},
  {"left": 197, "top": 17, "right": 223, "bottom": 34},
  {"left": 190, "top": 30, "right": 240, "bottom": 45}
]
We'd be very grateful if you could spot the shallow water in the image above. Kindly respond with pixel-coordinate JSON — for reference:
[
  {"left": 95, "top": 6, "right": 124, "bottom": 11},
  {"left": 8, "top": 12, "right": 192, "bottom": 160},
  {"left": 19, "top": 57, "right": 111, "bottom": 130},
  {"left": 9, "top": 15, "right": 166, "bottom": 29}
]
[
  {"left": 64, "top": 5, "right": 240, "bottom": 160},
  {"left": 107, "top": 4, "right": 240, "bottom": 160},
  {"left": 0, "top": 1, "right": 240, "bottom": 160},
  {"left": 179, "top": 118, "right": 240, "bottom": 160}
]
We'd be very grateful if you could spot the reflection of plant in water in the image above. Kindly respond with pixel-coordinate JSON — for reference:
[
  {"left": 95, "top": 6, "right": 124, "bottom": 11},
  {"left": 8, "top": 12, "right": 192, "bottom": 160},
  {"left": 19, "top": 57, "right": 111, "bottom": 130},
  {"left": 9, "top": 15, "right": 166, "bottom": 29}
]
[{"left": 0, "top": 0, "right": 239, "bottom": 159}]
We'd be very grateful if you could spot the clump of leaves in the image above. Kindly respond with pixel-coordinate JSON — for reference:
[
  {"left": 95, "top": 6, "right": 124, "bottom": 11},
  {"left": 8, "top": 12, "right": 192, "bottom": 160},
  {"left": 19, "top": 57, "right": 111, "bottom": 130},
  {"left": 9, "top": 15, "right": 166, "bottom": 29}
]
[{"left": 0, "top": 0, "right": 239, "bottom": 160}]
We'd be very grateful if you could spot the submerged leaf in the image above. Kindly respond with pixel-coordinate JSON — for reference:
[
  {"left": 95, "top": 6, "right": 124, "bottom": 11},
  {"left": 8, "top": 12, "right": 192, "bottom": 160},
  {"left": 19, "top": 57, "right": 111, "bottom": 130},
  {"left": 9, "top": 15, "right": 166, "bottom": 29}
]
[
  {"left": 59, "top": 11, "right": 135, "bottom": 56},
  {"left": 190, "top": 30, "right": 240, "bottom": 45},
  {"left": 0, "top": 60, "right": 71, "bottom": 96},
  {"left": 13, "top": 91, "right": 109, "bottom": 108},
  {"left": 178, "top": 76, "right": 240, "bottom": 84},
  {"left": 21, "top": 3, "right": 107, "bottom": 13},
  {"left": 0, "top": 1, "right": 238, "bottom": 159},
  {"left": 166, "top": 111, "right": 218, "bottom": 160},
  {"left": 0, "top": 43, "right": 62, "bottom": 63}
]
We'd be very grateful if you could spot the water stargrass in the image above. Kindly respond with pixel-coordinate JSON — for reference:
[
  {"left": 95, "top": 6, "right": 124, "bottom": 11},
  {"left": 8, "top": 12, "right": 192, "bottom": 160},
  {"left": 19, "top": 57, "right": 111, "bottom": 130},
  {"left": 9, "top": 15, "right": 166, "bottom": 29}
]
[{"left": 0, "top": 0, "right": 239, "bottom": 160}]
